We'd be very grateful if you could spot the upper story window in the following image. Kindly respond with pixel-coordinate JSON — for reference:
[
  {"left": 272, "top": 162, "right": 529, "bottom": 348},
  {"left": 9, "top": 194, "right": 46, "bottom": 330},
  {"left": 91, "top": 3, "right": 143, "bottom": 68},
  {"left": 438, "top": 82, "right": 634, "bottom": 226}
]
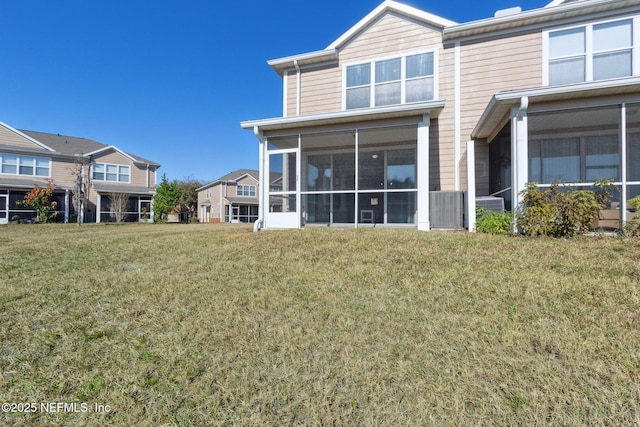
[
  {"left": 92, "top": 162, "right": 130, "bottom": 183},
  {"left": 345, "top": 51, "right": 435, "bottom": 110},
  {"left": 546, "top": 18, "right": 635, "bottom": 86},
  {"left": 1, "top": 153, "right": 51, "bottom": 177},
  {"left": 237, "top": 184, "right": 256, "bottom": 197}
]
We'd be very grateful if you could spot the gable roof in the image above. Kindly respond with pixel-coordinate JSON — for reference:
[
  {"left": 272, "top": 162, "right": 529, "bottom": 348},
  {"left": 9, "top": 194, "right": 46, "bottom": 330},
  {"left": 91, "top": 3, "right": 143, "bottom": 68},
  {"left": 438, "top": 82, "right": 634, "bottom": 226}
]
[
  {"left": 268, "top": 0, "right": 457, "bottom": 76},
  {"left": 0, "top": 121, "right": 56, "bottom": 152},
  {"left": 19, "top": 130, "right": 160, "bottom": 167},
  {"left": 197, "top": 169, "right": 259, "bottom": 191}
]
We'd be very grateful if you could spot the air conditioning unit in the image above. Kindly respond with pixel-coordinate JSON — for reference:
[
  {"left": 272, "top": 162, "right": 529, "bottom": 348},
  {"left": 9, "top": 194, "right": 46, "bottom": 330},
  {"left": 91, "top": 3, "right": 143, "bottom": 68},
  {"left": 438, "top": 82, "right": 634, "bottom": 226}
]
[
  {"left": 430, "top": 191, "right": 464, "bottom": 229},
  {"left": 476, "top": 196, "right": 505, "bottom": 213}
]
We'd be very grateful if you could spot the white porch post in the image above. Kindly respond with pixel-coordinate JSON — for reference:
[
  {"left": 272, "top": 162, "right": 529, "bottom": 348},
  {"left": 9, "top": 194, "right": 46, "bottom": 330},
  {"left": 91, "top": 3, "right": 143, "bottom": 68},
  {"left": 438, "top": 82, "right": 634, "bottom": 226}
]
[
  {"left": 64, "top": 189, "right": 70, "bottom": 223},
  {"left": 466, "top": 141, "right": 476, "bottom": 232},
  {"left": 417, "top": 114, "right": 431, "bottom": 231},
  {"left": 511, "top": 97, "right": 529, "bottom": 230},
  {"left": 95, "top": 191, "right": 101, "bottom": 223},
  {"left": 254, "top": 126, "right": 266, "bottom": 231}
]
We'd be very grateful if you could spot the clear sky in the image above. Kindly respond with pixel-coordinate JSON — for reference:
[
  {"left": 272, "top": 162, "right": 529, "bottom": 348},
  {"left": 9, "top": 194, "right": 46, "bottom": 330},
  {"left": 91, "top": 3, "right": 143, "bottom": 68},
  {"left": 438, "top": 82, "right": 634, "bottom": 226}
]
[{"left": 1, "top": 0, "right": 546, "bottom": 184}]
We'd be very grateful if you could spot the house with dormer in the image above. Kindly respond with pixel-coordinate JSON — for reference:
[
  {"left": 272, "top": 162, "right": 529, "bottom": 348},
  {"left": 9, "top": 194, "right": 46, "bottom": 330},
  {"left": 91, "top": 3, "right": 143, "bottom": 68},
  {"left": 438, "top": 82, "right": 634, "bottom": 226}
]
[
  {"left": 241, "top": 0, "right": 640, "bottom": 231},
  {"left": 0, "top": 121, "right": 159, "bottom": 223}
]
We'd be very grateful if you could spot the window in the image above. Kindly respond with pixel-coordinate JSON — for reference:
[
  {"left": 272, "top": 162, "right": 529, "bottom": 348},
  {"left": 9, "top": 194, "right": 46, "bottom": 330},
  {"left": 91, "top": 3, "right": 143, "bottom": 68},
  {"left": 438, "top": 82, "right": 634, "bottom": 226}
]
[
  {"left": 547, "top": 18, "right": 634, "bottom": 85},
  {"left": 1, "top": 153, "right": 50, "bottom": 176},
  {"left": 237, "top": 184, "right": 256, "bottom": 197},
  {"left": 345, "top": 52, "right": 435, "bottom": 109},
  {"left": 92, "top": 162, "right": 130, "bottom": 183}
]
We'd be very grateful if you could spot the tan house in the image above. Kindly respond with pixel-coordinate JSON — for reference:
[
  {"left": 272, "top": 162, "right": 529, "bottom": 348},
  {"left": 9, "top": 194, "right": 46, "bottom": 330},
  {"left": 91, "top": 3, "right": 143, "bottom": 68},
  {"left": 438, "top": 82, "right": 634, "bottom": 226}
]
[
  {"left": 197, "top": 169, "right": 259, "bottom": 223},
  {"left": 241, "top": 0, "right": 640, "bottom": 230},
  {"left": 0, "top": 121, "right": 159, "bottom": 224}
]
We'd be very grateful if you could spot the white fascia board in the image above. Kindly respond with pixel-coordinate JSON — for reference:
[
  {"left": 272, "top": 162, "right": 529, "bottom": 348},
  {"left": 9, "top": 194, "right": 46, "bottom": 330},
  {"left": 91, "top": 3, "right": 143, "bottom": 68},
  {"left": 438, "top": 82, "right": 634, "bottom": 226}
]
[
  {"left": 0, "top": 121, "right": 56, "bottom": 152},
  {"left": 268, "top": 49, "right": 338, "bottom": 75},
  {"left": 232, "top": 173, "right": 259, "bottom": 184},
  {"left": 472, "top": 77, "right": 640, "bottom": 138},
  {"left": 84, "top": 145, "right": 140, "bottom": 164},
  {"left": 444, "top": 0, "right": 640, "bottom": 41},
  {"left": 241, "top": 100, "right": 446, "bottom": 132},
  {"left": 327, "top": 0, "right": 457, "bottom": 50}
]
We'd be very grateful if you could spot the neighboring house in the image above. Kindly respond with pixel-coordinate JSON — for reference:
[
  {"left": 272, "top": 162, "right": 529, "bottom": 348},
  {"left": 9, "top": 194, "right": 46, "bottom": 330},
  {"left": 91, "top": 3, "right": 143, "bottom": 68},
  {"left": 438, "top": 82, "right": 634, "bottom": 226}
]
[
  {"left": 0, "top": 121, "right": 159, "bottom": 224},
  {"left": 241, "top": 0, "right": 640, "bottom": 231},
  {"left": 196, "top": 169, "right": 259, "bottom": 223}
]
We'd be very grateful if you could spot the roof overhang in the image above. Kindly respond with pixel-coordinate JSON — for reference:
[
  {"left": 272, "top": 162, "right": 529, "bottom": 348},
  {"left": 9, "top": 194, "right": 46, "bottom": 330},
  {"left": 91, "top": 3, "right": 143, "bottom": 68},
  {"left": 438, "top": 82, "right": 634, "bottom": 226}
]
[
  {"left": 241, "top": 101, "right": 445, "bottom": 133},
  {"left": 472, "top": 77, "right": 640, "bottom": 139},
  {"left": 444, "top": 0, "right": 640, "bottom": 41},
  {"left": 268, "top": 49, "right": 338, "bottom": 77}
]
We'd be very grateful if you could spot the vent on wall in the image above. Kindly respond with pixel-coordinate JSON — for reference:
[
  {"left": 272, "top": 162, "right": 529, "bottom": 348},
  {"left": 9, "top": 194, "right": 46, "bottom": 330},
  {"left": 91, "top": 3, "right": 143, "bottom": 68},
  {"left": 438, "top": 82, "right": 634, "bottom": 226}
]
[{"left": 430, "top": 191, "right": 464, "bottom": 229}]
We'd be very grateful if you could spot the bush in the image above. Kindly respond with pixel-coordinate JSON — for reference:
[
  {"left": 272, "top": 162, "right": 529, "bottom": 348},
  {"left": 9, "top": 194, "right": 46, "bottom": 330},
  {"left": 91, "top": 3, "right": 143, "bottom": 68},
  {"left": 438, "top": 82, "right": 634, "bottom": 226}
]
[
  {"left": 476, "top": 207, "right": 513, "bottom": 235},
  {"left": 517, "top": 182, "right": 604, "bottom": 237},
  {"left": 628, "top": 195, "right": 640, "bottom": 212}
]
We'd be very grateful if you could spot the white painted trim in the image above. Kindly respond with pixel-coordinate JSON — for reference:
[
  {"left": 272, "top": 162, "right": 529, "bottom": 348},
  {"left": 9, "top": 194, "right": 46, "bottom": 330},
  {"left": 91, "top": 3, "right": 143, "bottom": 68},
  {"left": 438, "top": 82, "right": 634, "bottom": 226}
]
[
  {"left": 466, "top": 141, "right": 476, "bottom": 232},
  {"left": 85, "top": 145, "right": 140, "bottom": 164},
  {"left": 454, "top": 42, "right": 461, "bottom": 191},
  {"left": 91, "top": 161, "right": 131, "bottom": 184},
  {"left": 417, "top": 114, "right": 430, "bottom": 231},
  {"left": 0, "top": 121, "right": 56, "bottom": 152},
  {"left": 621, "top": 103, "right": 628, "bottom": 222},
  {"left": 283, "top": 70, "right": 289, "bottom": 118},
  {"left": 327, "top": 0, "right": 456, "bottom": 51}
]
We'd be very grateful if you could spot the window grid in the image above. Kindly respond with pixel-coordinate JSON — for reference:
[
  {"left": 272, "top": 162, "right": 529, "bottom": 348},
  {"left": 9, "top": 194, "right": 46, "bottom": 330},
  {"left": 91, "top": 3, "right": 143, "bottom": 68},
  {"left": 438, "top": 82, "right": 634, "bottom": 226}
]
[
  {"left": 0, "top": 153, "right": 51, "bottom": 177},
  {"left": 92, "top": 162, "right": 131, "bottom": 183}
]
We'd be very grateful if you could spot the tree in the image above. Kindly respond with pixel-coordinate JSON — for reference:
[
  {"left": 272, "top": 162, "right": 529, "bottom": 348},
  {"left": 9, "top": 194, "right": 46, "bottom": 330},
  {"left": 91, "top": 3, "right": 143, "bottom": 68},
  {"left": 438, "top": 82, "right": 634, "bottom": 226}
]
[
  {"left": 153, "top": 174, "right": 179, "bottom": 222},
  {"left": 109, "top": 192, "right": 130, "bottom": 222},
  {"left": 19, "top": 179, "right": 58, "bottom": 223},
  {"left": 176, "top": 177, "right": 203, "bottom": 222},
  {"left": 70, "top": 156, "right": 91, "bottom": 226}
]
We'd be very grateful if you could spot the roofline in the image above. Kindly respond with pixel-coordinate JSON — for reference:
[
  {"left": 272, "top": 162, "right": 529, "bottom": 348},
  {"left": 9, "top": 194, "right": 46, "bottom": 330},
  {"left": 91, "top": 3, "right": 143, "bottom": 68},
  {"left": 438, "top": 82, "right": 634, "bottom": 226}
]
[
  {"left": 241, "top": 101, "right": 446, "bottom": 132},
  {"left": 267, "top": 0, "right": 457, "bottom": 76},
  {"left": 0, "top": 121, "right": 56, "bottom": 152},
  {"left": 472, "top": 77, "right": 640, "bottom": 139},
  {"left": 444, "top": 0, "right": 640, "bottom": 41},
  {"left": 196, "top": 170, "right": 260, "bottom": 191},
  {"left": 327, "top": 0, "right": 457, "bottom": 50},
  {"left": 84, "top": 145, "right": 147, "bottom": 165}
]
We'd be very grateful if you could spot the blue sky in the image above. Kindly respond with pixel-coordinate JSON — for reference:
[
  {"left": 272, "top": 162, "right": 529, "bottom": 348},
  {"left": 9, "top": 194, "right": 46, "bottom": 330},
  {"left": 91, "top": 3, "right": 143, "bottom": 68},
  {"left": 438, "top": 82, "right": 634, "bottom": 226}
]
[{"left": 1, "top": 0, "right": 545, "bottom": 183}]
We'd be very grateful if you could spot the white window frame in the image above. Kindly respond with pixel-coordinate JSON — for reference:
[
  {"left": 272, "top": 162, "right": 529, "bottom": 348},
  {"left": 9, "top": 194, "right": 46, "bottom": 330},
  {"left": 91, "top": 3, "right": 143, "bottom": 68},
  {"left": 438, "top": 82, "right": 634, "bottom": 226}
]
[
  {"left": 92, "top": 162, "right": 131, "bottom": 183},
  {"left": 543, "top": 15, "right": 640, "bottom": 86},
  {"left": 237, "top": 184, "right": 256, "bottom": 197},
  {"left": 0, "top": 153, "right": 51, "bottom": 177},
  {"left": 342, "top": 50, "right": 438, "bottom": 110}
]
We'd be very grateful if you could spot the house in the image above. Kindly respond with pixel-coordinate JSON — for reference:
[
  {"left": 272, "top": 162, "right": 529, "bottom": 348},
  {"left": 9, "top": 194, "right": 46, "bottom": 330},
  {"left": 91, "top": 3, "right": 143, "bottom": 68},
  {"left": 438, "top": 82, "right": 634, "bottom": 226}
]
[
  {"left": 241, "top": 0, "right": 640, "bottom": 231},
  {"left": 196, "top": 169, "right": 259, "bottom": 223},
  {"left": 0, "top": 121, "right": 159, "bottom": 224}
]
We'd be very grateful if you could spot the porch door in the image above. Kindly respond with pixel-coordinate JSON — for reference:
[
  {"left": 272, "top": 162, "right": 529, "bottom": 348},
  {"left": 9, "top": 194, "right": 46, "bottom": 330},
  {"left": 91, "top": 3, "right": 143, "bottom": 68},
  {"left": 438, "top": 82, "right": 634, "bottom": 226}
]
[
  {"left": 267, "top": 149, "right": 300, "bottom": 228},
  {"left": 139, "top": 199, "right": 151, "bottom": 222},
  {"left": 0, "top": 193, "right": 7, "bottom": 224},
  {"left": 230, "top": 206, "right": 240, "bottom": 223}
]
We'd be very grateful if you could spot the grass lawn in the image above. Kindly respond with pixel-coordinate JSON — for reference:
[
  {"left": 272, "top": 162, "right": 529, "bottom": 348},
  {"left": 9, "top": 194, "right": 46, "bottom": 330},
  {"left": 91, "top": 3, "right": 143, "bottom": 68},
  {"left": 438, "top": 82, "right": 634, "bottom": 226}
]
[{"left": 1, "top": 223, "right": 639, "bottom": 425}]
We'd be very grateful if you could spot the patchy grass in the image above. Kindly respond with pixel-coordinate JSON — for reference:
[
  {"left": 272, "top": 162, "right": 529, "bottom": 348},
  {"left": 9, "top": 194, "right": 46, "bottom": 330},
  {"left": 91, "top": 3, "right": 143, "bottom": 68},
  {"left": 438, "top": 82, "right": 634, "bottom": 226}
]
[{"left": 1, "top": 223, "right": 639, "bottom": 426}]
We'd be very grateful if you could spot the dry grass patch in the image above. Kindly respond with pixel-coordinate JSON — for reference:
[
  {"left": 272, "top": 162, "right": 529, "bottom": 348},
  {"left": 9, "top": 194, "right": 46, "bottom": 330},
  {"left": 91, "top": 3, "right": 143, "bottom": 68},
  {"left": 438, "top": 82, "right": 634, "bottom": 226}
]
[{"left": 1, "top": 223, "right": 639, "bottom": 425}]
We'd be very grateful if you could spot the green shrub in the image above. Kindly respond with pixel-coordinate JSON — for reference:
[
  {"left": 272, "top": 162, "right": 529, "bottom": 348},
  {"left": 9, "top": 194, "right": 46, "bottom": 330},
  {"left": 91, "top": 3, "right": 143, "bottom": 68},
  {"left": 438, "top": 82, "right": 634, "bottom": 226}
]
[
  {"left": 476, "top": 207, "right": 513, "bottom": 235},
  {"left": 627, "top": 195, "right": 640, "bottom": 212},
  {"left": 517, "top": 182, "right": 603, "bottom": 237}
]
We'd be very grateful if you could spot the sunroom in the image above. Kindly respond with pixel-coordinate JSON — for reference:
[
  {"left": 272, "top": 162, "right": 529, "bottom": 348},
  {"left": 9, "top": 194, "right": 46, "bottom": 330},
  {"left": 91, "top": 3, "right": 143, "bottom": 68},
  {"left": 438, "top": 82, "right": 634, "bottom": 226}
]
[
  {"left": 475, "top": 79, "right": 640, "bottom": 226},
  {"left": 242, "top": 103, "right": 445, "bottom": 230}
]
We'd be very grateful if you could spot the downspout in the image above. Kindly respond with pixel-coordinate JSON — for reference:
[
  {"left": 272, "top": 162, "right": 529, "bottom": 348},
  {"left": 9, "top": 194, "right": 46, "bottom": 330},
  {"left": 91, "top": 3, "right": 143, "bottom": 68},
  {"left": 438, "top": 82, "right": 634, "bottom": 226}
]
[
  {"left": 294, "top": 59, "right": 301, "bottom": 116},
  {"left": 253, "top": 126, "right": 265, "bottom": 232}
]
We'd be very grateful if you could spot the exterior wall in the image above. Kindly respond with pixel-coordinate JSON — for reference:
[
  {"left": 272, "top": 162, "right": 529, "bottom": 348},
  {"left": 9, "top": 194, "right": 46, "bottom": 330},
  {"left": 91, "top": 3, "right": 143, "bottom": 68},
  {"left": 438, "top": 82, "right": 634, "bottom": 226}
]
[
  {"left": 291, "top": 12, "right": 446, "bottom": 118},
  {"left": 0, "top": 126, "right": 41, "bottom": 149},
  {"left": 458, "top": 30, "right": 543, "bottom": 195}
]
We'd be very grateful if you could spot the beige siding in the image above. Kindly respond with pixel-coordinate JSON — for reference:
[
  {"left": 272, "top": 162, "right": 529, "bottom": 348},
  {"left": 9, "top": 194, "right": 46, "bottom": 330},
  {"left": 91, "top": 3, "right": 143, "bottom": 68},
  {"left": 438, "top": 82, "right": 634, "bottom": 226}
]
[
  {"left": 286, "top": 71, "right": 298, "bottom": 117},
  {"left": 458, "top": 30, "right": 543, "bottom": 194},
  {"left": 50, "top": 158, "right": 81, "bottom": 188},
  {"left": 92, "top": 149, "right": 150, "bottom": 188},
  {"left": 296, "top": 12, "right": 445, "bottom": 117},
  {"left": 0, "top": 125, "right": 46, "bottom": 149}
]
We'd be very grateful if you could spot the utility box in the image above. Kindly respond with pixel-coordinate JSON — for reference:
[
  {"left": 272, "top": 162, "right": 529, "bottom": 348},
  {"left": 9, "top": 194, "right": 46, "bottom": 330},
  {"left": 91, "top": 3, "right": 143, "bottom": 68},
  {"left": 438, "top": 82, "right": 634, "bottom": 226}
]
[{"left": 430, "top": 191, "right": 464, "bottom": 229}]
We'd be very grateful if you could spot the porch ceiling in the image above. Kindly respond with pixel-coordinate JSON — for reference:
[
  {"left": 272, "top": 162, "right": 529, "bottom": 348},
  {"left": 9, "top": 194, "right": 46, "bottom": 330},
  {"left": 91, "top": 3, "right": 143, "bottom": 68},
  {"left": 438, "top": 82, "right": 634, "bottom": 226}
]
[
  {"left": 472, "top": 78, "right": 640, "bottom": 141},
  {"left": 240, "top": 101, "right": 445, "bottom": 133}
]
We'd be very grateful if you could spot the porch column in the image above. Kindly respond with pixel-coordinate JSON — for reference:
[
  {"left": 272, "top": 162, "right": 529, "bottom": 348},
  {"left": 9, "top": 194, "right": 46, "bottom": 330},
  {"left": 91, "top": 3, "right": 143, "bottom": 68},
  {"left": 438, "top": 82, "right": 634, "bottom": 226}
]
[
  {"left": 466, "top": 141, "right": 476, "bottom": 232},
  {"left": 95, "top": 192, "right": 101, "bottom": 223},
  {"left": 417, "top": 114, "right": 431, "bottom": 231},
  {"left": 64, "top": 189, "right": 70, "bottom": 223},
  {"left": 511, "top": 96, "right": 529, "bottom": 225}
]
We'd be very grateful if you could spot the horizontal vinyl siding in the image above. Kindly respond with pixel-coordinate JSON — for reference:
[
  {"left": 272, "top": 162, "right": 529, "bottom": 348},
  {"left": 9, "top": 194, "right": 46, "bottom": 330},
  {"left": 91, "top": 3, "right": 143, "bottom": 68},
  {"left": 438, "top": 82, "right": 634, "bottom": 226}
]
[
  {"left": 339, "top": 12, "right": 443, "bottom": 63},
  {"left": 286, "top": 71, "right": 297, "bottom": 116},
  {"left": 0, "top": 126, "right": 45, "bottom": 149},
  {"left": 50, "top": 158, "right": 79, "bottom": 187},
  {"left": 130, "top": 164, "right": 148, "bottom": 187},
  {"left": 297, "top": 12, "right": 445, "bottom": 117},
  {"left": 459, "top": 31, "right": 542, "bottom": 195}
]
